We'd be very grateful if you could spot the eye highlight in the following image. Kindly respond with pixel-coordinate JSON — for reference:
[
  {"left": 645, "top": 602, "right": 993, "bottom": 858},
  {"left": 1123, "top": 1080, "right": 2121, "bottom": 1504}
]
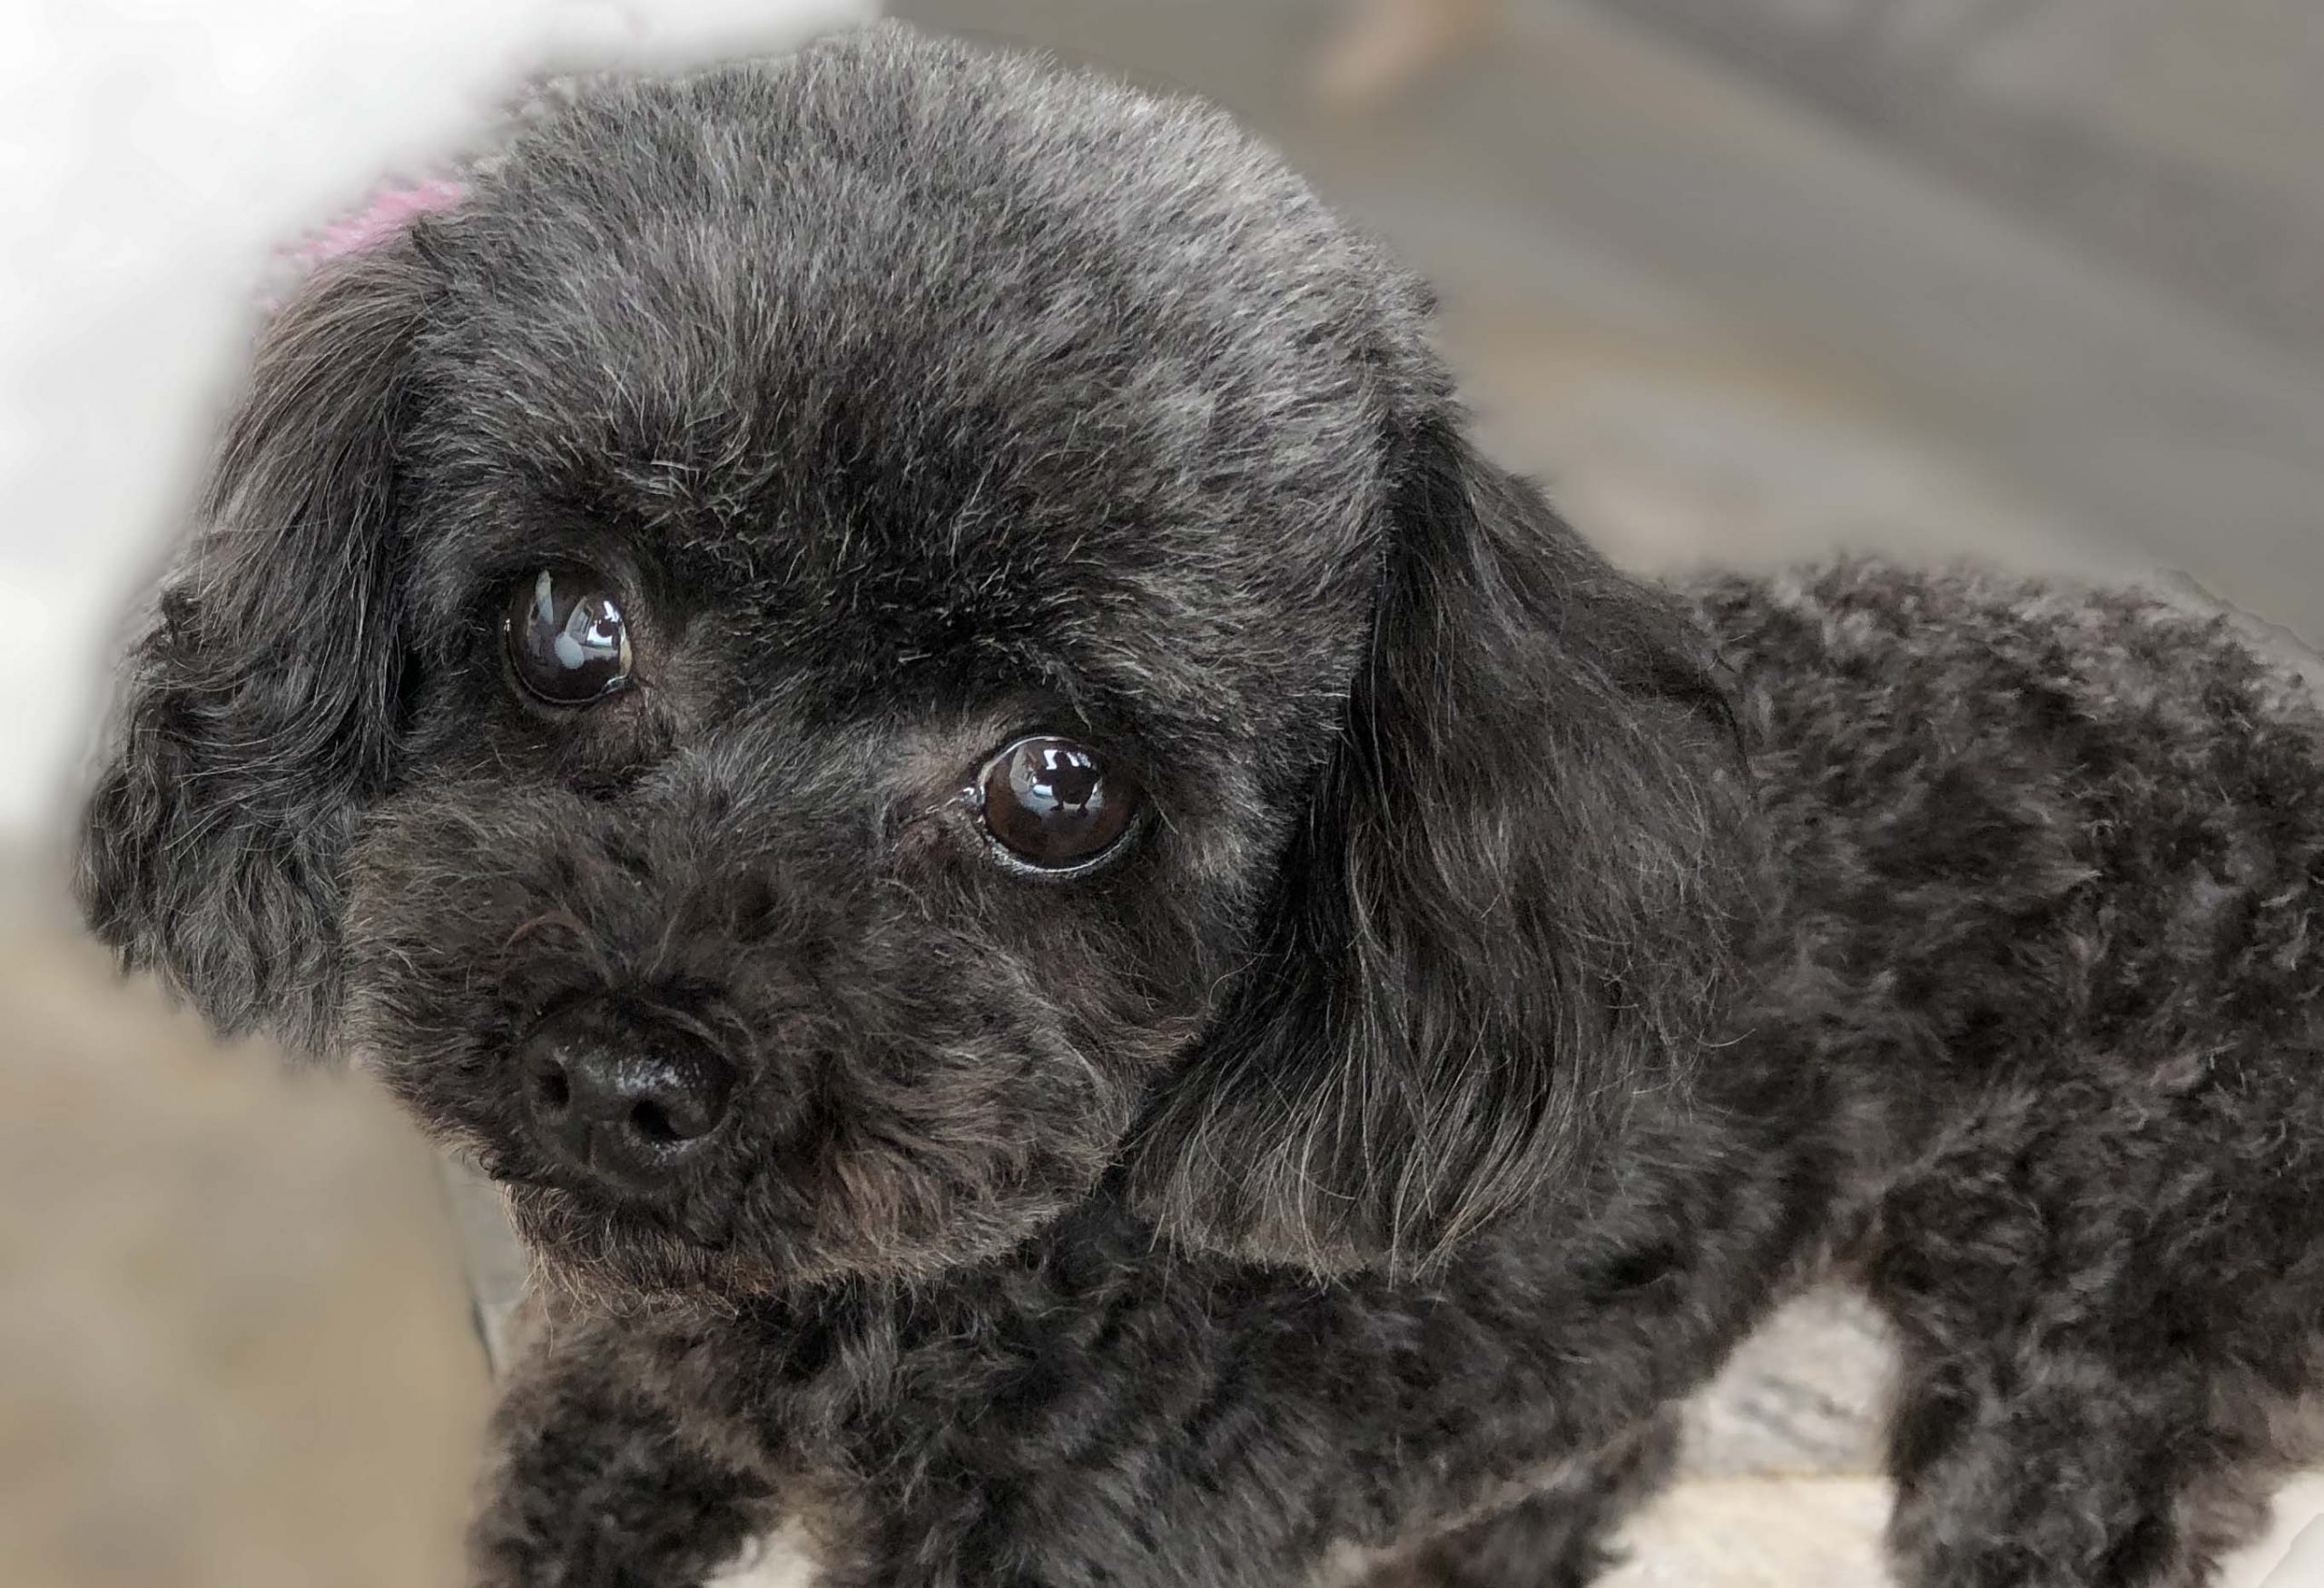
[
  {"left": 975, "top": 736, "right": 1142, "bottom": 873},
  {"left": 504, "top": 568, "right": 634, "bottom": 706}
]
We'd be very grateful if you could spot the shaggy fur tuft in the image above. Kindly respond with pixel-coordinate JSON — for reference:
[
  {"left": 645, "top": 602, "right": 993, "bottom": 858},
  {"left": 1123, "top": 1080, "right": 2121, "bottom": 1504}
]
[{"left": 77, "top": 23, "right": 2324, "bottom": 1588}]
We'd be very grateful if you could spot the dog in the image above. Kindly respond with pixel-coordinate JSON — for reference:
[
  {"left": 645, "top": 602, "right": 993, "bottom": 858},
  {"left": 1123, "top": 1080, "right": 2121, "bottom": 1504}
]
[{"left": 74, "top": 22, "right": 2324, "bottom": 1588}]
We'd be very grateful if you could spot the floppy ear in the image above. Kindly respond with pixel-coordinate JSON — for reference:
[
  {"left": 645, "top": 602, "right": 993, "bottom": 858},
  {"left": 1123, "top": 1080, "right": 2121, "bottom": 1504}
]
[
  {"left": 76, "top": 243, "right": 436, "bottom": 1052},
  {"left": 1128, "top": 414, "right": 1758, "bottom": 1277}
]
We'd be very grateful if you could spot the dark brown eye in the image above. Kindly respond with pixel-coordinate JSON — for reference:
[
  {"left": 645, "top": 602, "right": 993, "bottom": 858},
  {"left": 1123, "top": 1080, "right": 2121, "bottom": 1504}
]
[
  {"left": 977, "top": 736, "right": 1142, "bottom": 872},
  {"left": 504, "top": 568, "right": 634, "bottom": 705}
]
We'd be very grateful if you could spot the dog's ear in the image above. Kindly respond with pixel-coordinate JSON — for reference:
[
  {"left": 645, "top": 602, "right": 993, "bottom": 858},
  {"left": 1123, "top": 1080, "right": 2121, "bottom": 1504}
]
[
  {"left": 1128, "top": 415, "right": 1757, "bottom": 1276},
  {"left": 76, "top": 242, "right": 437, "bottom": 1053}
]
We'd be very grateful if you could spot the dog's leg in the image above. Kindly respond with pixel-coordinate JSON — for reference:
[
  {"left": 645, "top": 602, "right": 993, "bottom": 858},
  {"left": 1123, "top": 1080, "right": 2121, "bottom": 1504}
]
[
  {"left": 1858, "top": 1043, "right": 2324, "bottom": 1588},
  {"left": 1875, "top": 1324, "right": 2286, "bottom": 1588},
  {"left": 469, "top": 1319, "right": 783, "bottom": 1588},
  {"left": 1365, "top": 1415, "right": 1680, "bottom": 1588}
]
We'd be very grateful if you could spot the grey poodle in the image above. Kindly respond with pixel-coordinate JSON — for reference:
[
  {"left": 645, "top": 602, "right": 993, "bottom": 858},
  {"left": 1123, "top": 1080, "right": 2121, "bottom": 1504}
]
[{"left": 74, "top": 22, "right": 2324, "bottom": 1588}]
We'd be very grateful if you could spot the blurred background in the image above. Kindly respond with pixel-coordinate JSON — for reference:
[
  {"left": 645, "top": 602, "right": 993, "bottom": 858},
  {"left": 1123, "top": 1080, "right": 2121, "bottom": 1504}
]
[{"left": 5, "top": 2, "right": 2320, "bottom": 1584}]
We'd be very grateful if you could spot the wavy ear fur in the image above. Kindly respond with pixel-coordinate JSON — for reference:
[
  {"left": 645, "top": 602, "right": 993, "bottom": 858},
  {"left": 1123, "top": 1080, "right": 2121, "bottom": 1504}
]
[
  {"left": 1129, "top": 416, "right": 1757, "bottom": 1276},
  {"left": 76, "top": 247, "right": 434, "bottom": 1052}
]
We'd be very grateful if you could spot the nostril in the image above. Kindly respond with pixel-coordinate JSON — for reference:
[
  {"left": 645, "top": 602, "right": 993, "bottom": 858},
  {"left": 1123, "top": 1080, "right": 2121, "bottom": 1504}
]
[
  {"left": 629, "top": 1098, "right": 681, "bottom": 1144},
  {"left": 629, "top": 1051, "right": 734, "bottom": 1143},
  {"left": 527, "top": 1055, "right": 573, "bottom": 1114}
]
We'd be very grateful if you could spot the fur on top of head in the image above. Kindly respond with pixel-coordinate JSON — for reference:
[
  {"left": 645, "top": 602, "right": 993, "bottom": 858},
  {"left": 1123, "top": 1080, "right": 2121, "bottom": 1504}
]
[{"left": 77, "top": 21, "right": 1753, "bottom": 1288}]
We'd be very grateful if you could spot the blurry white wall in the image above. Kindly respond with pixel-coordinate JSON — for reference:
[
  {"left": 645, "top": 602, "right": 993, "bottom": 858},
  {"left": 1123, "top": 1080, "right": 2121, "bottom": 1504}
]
[{"left": 0, "top": 0, "right": 875, "bottom": 842}]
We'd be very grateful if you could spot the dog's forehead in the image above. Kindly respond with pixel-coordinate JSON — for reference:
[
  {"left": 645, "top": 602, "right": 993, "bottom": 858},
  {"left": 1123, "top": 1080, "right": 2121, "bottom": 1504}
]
[{"left": 409, "top": 28, "right": 1424, "bottom": 728}]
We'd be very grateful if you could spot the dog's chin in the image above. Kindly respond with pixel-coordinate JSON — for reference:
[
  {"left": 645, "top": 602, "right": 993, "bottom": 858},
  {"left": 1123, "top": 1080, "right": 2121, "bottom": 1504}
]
[{"left": 497, "top": 1171, "right": 1089, "bottom": 1303}]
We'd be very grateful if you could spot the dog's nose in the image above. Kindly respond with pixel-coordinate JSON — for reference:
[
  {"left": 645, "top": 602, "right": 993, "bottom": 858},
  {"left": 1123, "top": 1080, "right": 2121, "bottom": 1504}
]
[{"left": 518, "top": 1002, "right": 735, "bottom": 1193}]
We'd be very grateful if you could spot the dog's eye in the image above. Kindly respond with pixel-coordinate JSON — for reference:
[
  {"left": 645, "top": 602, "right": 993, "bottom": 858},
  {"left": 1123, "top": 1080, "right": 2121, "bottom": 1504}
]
[
  {"left": 504, "top": 568, "right": 634, "bottom": 705},
  {"left": 976, "top": 736, "right": 1141, "bottom": 872}
]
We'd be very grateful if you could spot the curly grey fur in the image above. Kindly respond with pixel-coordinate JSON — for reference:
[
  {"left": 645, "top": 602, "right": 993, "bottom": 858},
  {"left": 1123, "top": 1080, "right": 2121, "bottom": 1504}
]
[{"left": 75, "top": 22, "right": 2324, "bottom": 1588}]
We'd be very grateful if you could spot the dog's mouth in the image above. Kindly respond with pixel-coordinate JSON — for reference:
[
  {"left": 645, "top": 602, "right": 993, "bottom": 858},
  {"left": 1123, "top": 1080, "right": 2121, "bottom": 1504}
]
[
  {"left": 497, "top": 1176, "right": 803, "bottom": 1297},
  {"left": 489, "top": 1139, "right": 1093, "bottom": 1297}
]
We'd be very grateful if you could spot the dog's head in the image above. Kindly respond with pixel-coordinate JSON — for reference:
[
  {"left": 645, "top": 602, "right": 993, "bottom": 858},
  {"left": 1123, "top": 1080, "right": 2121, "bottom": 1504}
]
[{"left": 78, "top": 24, "right": 1752, "bottom": 1292}]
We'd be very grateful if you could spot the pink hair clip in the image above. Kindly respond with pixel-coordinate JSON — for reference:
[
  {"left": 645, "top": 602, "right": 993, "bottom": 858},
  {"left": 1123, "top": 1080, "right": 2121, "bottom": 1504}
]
[{"left": 291, "top": 175, "right": 467, "bottom": 266}]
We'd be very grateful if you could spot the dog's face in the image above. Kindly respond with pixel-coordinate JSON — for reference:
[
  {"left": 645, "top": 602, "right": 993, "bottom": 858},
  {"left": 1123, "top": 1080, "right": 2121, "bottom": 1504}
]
[{"left": 79, "top": 25, "right": 1752, "bottom": 1293}]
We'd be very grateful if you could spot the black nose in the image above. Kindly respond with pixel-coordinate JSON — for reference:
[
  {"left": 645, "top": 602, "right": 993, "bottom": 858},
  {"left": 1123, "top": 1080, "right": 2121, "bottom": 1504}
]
[{"left": 518, "top": 1001, "right": 736, "bottom": 1193}]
